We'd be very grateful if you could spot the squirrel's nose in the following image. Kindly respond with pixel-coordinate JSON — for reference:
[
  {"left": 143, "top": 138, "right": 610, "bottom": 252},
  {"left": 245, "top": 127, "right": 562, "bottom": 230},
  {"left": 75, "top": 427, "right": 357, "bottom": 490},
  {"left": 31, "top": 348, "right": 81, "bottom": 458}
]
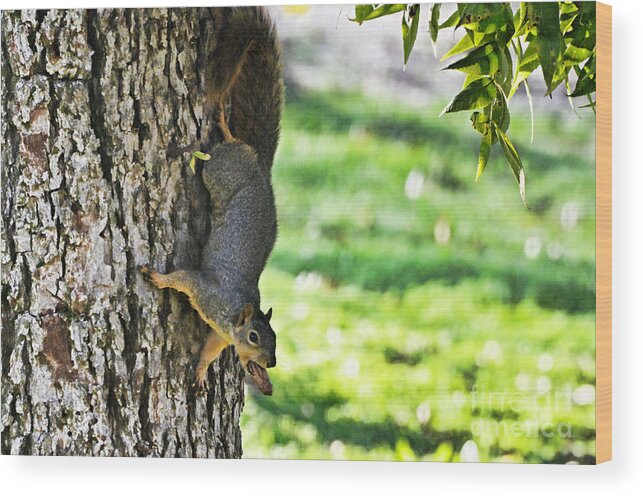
[{"left": 267, "top": 356, "right": 276, "bottom": 368}]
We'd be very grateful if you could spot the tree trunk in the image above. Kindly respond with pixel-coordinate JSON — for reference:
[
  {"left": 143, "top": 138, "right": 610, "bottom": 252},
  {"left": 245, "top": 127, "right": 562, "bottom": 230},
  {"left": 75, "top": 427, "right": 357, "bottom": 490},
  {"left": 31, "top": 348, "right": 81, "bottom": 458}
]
[{"left": 1, "top": 8, "right": 244, "bottom": 457}]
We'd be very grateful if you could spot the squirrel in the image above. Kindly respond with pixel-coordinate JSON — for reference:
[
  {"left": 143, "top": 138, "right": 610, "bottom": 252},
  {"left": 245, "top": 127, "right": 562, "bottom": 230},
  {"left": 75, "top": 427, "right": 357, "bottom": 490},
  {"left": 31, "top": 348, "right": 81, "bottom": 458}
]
[{"left": 139, "top": 7, "right": 284, "bottom": 396}]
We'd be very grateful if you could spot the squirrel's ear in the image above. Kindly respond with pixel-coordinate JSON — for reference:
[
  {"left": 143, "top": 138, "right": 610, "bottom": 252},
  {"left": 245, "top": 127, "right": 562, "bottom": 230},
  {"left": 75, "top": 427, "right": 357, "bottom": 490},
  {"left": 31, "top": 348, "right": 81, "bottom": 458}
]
[
  {"left": 236, "top": 303, "right": 254, "bottom": 327},
  {"left": 265, "top": 307, "right": 272, "bottom": 322}
]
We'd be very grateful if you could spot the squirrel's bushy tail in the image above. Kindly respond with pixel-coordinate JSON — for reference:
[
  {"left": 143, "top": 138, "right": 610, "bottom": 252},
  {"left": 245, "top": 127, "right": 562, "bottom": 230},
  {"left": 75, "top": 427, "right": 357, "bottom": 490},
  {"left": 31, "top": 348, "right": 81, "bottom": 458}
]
[{"left": 207, "top": 7, "right": 284, "bottom": 174}]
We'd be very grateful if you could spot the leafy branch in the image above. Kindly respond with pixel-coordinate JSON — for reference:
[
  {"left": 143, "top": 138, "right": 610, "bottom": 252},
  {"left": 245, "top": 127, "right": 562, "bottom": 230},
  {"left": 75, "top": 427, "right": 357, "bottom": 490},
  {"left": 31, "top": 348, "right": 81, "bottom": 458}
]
[{"left": 352, "top": 2, "right": 597, "bottom": 205}]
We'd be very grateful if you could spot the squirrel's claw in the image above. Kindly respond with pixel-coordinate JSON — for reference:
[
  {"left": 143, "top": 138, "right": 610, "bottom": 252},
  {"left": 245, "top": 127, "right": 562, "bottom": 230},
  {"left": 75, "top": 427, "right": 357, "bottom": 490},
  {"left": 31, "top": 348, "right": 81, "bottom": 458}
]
[
  {"left": 194, "top": 363, "right": 210, "bottom": 393},
  {"left": 193, "top": 374, "right": 209, "bottom": 395}
]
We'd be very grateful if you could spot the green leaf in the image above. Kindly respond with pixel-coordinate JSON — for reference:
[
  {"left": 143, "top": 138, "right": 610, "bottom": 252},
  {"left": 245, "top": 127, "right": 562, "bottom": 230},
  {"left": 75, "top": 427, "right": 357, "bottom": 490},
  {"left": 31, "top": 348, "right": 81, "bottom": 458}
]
[
  {"left": 352, "top": 5, "right": 375, "bottom": 24},
  {"left": 193, "top": 151, "right": 211, "bottom": 161},
  {"left": 491, "top": 84, "right": 510, "bottom": 134},
  {"left": 429, "top": 3, "right": 441, "bottom": 57},
  {"left": 352, "top": 4, "right": 406, "bottom": 24},
  {"left": 564, "top": 44, "right": 592, "bottom": 64},
  {"left": 462, "top": 73, "right": 486, "bottom": 89},
  {"left": 441, "top": 28, "right": 495, "bottom": 62},
  {"left": 570, "top": 54, "right": 596, "bottom": 97},
  {"left": 442, "top": 43, "right": 499, "bottom": 77},
  {"left": 560, "top": 2, "right": 579, "bottom": 16},
  {"left": 465, "top": 27, "right": 491, "bottom": 46},
  {"left": 470, "top": 106, "right": 490, "bottom": 135},
  {"left": 429, "top": 3, "right": 441, "bottom": 42},
  {"left": 560, "top": 11, "right": 579, "bottom": 35},
  {"left": 494, "top": 125, "right": 527, "bottom": 205},
  {"left": 438, "top": 9, "right": 460, "bottom": 29},
  {"left": 564, "top": 6, "right": 595, "bottom": 52},
  {"left": 517, "top": 3, "right": 565, "bottom": 94},
  {"left": 189, "top": 151, "right": 211, "bottom": 173},
  {"left": 509, "top": 42, "right": 539, "bottom": 99},
  {"left": 497, "top": 45, "right": 513, "bottom": 96},
  {"left": 570, "top": 74, "right": 595, "bottom": 97},
  {"left": 440, "top": 77, "right": 497, "bottom": 115},
  {"left": 471, "top": 101, "right": 503, "bottom": 146},
  {"left": 476, "top": 130, "right": 492, "bottom": 181},
  {"left": 402, "top": 5, "right": 421, "bottom": 67},
  {"left": 441, "top": 32, "right": 475, "bottom": 61},
  {"left": 518, "top": 43, "right": 540, "bottom": 73},
  {"left": 456, "top": 2, "right": 509, "bottom": 30},
  {"left": 516, "top": 2, "right": 531, "bottom": 35},
  {"left": 517, "top": 2, "right": 539, "bottom": 34},
  {"left": 531, "top": 3, "right": 565, "bottom": 94},
  {"left": 456, "top": 3, "right": 515, "bottom": 44}
]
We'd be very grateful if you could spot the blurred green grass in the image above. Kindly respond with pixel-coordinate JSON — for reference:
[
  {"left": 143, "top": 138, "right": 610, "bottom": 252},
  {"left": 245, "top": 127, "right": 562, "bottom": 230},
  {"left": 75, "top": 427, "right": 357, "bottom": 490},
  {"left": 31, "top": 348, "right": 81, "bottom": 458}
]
[{"left": 242, "top": 89, "right": 596, "bottom": 463}]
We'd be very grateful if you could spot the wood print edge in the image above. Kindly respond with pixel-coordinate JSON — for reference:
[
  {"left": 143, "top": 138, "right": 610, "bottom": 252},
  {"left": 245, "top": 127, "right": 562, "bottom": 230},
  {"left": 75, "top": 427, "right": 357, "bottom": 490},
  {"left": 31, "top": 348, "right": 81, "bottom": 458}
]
[{"left": 595, "top": 0, "right": 612, "bottom": 465}]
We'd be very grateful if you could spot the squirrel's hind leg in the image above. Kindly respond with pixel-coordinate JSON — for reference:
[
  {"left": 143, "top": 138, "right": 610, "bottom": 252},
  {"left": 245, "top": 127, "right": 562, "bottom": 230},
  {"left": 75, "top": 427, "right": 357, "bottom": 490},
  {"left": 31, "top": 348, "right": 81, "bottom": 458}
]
[{"left": 216, "top": 102, "right": 235, "bottom": 143}]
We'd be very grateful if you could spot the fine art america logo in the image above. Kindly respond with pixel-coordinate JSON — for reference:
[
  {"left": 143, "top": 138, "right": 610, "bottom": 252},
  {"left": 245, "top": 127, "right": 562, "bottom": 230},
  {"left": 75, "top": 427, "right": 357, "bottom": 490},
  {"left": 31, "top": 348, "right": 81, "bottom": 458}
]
[{"left": 467, "top": 384, "right": 595, "bottom": 441}]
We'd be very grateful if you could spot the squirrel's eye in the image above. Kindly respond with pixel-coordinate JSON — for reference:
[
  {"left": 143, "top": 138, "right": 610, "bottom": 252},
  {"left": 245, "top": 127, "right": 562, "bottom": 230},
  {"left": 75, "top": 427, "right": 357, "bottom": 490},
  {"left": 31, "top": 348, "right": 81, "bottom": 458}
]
[{"left": 249, "top": 331, "right": 259, "bottom": 344}]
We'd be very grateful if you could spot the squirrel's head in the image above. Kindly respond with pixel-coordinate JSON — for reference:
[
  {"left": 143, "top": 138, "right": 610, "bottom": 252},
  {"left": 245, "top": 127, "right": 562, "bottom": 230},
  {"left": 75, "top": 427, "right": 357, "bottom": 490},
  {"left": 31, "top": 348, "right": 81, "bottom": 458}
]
[{"left": 232, "top": 303, "right": 276, "bottom": 396}]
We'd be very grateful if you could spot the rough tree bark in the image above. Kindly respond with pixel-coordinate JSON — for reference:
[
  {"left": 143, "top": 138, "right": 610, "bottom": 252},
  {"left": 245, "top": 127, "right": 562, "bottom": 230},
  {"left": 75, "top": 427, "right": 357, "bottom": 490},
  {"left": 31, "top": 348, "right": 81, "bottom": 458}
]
[{"left": 1, "top": 8, "right": 245, "bottom": 457}]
